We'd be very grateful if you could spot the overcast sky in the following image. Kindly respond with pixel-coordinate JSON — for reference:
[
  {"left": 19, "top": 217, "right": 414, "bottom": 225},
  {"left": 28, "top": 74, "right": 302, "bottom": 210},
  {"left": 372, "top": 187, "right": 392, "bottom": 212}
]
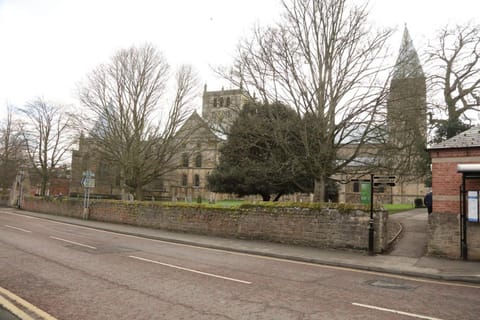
[{"left": 1, "top": 0, "right": 479, "bottom": 118}]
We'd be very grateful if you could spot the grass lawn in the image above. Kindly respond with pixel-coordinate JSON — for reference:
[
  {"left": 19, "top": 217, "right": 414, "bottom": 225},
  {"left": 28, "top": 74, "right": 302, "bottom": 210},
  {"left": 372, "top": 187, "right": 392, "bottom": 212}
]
[
  {"left": 169, "top": 199, "right": 418, "bottom": 213},
  {"left": 383, "top": 203, "right": 417, "bottom": 214},
  {"left": 213, "top": 200, "right": 244, "bottom": 207}
]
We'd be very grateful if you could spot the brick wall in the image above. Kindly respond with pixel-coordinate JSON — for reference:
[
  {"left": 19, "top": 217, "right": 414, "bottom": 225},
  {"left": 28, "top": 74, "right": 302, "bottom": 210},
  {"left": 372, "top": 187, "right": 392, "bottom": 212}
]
[
  {"left": 21, "top": 198, "right": 388, "bottom": 252},
  {"left": 429, "top": 147, "right": 480, "bottom": 259}
]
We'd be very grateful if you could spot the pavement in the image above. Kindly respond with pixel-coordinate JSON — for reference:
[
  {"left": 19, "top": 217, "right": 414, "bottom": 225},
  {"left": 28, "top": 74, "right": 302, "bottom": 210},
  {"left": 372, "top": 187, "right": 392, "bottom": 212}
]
[{"left": 4, "top": 207, "right": 480, "bottom": 285}]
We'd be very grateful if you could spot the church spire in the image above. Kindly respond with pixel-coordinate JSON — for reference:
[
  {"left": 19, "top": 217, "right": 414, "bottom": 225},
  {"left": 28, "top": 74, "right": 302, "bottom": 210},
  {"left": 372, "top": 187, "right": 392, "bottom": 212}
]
[{"left": 392, "top": 26, "right": 424, "bottom": 80}]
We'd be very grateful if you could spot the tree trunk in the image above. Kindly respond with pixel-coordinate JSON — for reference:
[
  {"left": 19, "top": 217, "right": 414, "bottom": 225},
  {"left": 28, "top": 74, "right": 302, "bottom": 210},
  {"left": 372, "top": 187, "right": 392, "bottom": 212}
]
[
  {"left": 313, "top": 177, "right": 326, "bottom": 203},
  {"left": 41, "top": 177, "right": 48, "bottom": 196},
  {"left": 261, "top": 193, "right": 271, "bottom": 201},
  {"left": 273, "top": 193, "right": 283, "bottom": 202},
  {"left": 135, "top": 185, "right": 143, "bottom": 201}
]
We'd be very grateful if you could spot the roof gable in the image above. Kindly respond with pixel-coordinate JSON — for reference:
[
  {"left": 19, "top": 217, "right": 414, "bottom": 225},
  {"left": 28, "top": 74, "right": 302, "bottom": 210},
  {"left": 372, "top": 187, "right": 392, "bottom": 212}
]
[{"left": 429, "top": 126, "right": 480, "bottom": 150}]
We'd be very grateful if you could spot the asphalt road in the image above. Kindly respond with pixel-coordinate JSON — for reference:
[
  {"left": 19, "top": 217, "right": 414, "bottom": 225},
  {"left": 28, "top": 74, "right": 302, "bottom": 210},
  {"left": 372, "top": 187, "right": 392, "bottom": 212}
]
[{"left": 0, "top": 209, "right": 479, "bottom": 320}]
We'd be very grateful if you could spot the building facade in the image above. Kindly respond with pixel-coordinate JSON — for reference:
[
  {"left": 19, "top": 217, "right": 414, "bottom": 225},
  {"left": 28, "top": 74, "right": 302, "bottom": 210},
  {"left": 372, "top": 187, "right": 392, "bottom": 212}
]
[
  {"left": 69, "top": 89, "right": 247, "bottom": 201},
  {"left": 201, "top": 85, "right": 250, "bottom": 134},
  {"left": 428, "top": 126, "right": 480, "bottom": 260},
  {"left": 338, "top": 27, "right": 429, "bottom": 204}
]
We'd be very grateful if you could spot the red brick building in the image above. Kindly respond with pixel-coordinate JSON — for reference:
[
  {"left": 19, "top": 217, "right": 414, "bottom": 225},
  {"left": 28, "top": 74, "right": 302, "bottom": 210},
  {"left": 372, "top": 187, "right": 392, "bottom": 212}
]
[{"left": 428, "top": 126, "right": 480, "bottom": 260}]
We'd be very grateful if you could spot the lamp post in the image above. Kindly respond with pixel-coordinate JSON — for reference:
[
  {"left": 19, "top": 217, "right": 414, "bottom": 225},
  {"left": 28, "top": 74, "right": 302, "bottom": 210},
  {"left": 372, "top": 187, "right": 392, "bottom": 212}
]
[
  {"left": 368, "top": 173, "right": 375, "bottom": 255},
  {"left": 16, "top": 168, "right": 25, "bottom": 209}
]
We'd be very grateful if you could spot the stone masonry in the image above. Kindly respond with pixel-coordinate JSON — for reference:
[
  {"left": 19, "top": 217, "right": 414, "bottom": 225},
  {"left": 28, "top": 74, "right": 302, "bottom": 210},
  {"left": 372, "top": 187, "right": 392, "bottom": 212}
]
[{"left": 21, "top": 198, "right": 388, "bottom": 253}]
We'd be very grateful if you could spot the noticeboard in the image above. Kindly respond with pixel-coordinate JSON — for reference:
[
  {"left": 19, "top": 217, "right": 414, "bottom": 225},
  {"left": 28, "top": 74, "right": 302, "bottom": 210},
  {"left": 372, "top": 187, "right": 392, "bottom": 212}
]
[{"left": 467, "top": 191, "right": 479, "bottom": 223}]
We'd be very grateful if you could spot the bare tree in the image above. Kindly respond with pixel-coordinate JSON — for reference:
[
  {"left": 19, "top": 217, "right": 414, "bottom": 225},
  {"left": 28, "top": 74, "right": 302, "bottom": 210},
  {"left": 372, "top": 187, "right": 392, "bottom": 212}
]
[
  {"left": 427, "top": 22, "right": 480, "bottom": 140},
  {"left": 0, "top": 106, "right": 25, "bottom": 191},
  {"left": 217, "top": 0, "right": 393, "bottom": 201},
  {"left": 78, "top": 44, "right": 199, "bottom": 200},
  {"left": 17, "top": 98, "right": 75, "bottom": 196}
]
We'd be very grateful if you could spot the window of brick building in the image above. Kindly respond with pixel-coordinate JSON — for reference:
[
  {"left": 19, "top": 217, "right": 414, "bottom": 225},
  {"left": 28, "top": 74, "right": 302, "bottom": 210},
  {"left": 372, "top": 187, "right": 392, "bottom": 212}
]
[
  {"left": 181, "top": 174, "right": 188, "bottom": 186},
  {"left": 194, "top": 174, "right": 200, "bottom": 187}
]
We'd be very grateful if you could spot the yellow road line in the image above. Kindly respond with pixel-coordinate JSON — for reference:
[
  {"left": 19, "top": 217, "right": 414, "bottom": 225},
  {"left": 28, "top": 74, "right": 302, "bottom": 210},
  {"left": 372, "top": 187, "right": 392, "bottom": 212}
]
[
  {"left": 0, "top": 287, "right": 58, "bottom": 320},
  {"left": 0, "top": 294, "right": 34, "bottom": 320}
]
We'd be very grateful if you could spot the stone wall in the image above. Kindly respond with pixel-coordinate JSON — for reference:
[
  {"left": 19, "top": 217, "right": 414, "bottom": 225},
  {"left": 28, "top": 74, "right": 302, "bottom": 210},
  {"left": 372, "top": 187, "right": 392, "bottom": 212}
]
[
  {"left": 21, "top": 198, "right": 388, "bottom": 252},
  {"left": 428, "top": 212, "right": 480, "bottom": 259}
]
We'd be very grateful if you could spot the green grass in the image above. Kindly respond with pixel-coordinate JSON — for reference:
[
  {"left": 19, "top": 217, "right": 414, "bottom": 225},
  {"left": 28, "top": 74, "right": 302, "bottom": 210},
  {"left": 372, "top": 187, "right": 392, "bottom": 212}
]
[
  {"left": 383, "top": 203, "right": 415, "bottom": 214},
  {"left": 214, "top": 200, "right": 244, "bottom": 207}
]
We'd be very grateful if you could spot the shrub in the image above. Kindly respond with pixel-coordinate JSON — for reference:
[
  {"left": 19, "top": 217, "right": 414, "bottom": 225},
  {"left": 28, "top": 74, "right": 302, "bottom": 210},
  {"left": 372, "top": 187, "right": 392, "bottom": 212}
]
[{"left": 414, "top": 198, "right": 424, "bottom": 208}]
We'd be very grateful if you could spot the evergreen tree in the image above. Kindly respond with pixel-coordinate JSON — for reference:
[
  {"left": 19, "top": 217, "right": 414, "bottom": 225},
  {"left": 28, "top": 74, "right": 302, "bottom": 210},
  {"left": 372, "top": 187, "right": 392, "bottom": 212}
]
[{"left": 208, "top": 102, "right": 313, "bottom": 201}]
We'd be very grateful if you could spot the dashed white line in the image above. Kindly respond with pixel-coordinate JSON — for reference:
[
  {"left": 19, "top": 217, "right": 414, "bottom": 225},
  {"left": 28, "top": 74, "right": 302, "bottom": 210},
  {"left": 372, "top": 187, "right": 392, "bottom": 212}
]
[
  {"left": 2, "top": 210, "right": 480, "bottom": 290},
  {"left": 352, "top": 303, "right": 444, "bottom": 320},
  {"left": 129, "top": 255, "right": 252, "bottom": 285},
  {"left": 4, "top": 225, "right": 32, "bottom": 233},
  {"left": 49, "top": 236, "right": 97, "bottom": 250}
]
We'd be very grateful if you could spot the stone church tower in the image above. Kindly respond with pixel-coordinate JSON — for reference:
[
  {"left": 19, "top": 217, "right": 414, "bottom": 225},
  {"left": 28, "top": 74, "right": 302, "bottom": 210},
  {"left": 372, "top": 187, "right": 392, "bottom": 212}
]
[
  {"left": 387, "top": 27, "right": 427, "bottom": 146},
  {"left": 202, "top": 85, "right": 250, "bottom": 134}
]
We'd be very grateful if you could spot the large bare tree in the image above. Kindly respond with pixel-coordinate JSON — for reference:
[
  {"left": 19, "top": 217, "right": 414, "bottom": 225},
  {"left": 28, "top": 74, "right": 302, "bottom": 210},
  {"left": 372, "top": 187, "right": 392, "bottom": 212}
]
[
  {"left": 0, "top": 106, "right": 25, "bottom": 191},
  {"left": 78, "top": 44, "right": 199, "bottom": 200},
  {"left": 427, "top": 22, "right": 480, "bottom": 140},
  {"left": 218, "top": 0, "right": 393, "bottom": 201},
  {"left": 18, "top": 98, "right": 75, "bottom": 196}
]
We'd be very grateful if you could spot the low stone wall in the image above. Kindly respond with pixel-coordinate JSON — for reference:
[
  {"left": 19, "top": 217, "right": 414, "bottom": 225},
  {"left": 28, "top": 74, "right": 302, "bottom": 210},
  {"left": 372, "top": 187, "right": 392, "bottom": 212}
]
[
  {"left": 21, "top": 198, "right": 388, "bottom": 252},
  {"left": 428, "top": 212, "right": 480, "bottom": 260}
]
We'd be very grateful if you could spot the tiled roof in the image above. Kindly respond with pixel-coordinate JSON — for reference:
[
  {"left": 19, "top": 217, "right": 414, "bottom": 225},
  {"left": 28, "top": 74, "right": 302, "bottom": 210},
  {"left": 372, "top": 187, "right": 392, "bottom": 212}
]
[{"left": 428, "top": 126, "right": 480, "bottom": 150}]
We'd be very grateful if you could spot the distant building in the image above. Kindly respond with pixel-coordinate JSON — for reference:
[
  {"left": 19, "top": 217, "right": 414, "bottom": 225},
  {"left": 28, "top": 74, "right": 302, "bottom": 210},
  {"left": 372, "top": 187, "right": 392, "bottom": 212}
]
[
  {"left": 338, "top": 27, "right": 429, "bottom": 204},
  {"left": 387, "top": 27, "right": 427, "bottom": 147},
  {"left": 202, "top": 85, "right": 250, "bottom": 134},
  {"left": 69, "top": 89, "right": 245, "bottom": 200}
]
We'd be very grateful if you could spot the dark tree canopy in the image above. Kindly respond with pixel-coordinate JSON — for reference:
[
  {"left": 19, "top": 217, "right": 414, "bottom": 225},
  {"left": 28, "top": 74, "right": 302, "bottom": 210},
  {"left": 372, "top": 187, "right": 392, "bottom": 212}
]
[
  {"left": 217, "top": 0, "right": 393, "bottom": 201},
  {"left": 208, "top": 102, "right": 313, "bottom": 201},
  {"left": 427, "top": 23, "right": 480, "bottom": 141}
]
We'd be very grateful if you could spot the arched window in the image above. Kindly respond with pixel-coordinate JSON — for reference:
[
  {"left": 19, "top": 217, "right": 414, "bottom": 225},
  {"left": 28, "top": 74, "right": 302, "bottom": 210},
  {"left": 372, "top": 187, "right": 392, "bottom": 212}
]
[
  {"left": 194, "top": 174, "right": 200, "bottom": 187},
  {"left": 219, "top": 97, "right": 224, "bottom": 107},
  {"left": 226, "top": 97, "right": 231, "bottom": 107},
  {"left": 181, "top": 174, "right": 188, "bottom": 186},
  {"left": 182, "top": 153, "right": 189, "bottom": 167},
  {"left": 195, "top": 154, "right": 202, "bottom": 168},
  {"left": 213, "top": 98, "right": 217, "bottom": 107}
]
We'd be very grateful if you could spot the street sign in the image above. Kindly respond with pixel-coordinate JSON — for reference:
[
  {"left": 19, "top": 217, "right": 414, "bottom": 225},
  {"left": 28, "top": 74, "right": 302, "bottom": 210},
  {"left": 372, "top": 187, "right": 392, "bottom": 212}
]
[
  {"left": 81, "top": 171, "right": 96, "bottom": 188},
  {"left": 373, "top": 175, "right": 396, "bottom": 186}
]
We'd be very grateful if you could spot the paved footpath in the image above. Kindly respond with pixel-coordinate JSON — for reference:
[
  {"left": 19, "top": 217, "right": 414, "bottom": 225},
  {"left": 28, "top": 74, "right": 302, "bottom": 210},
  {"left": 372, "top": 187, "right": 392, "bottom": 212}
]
[
  {"left": 1, "top": 207, "right": 480, "bottom": 284},
  {"left": 389, "top": 208, "right": 428, "bottom": 258}
]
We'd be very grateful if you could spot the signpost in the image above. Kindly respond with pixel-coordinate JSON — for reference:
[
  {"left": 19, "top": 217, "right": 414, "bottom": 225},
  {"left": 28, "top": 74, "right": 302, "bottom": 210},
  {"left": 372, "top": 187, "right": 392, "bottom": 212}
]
[
  {"left": 367, "top": 174, "right": 396, "bottom": 255},
  {"left": 351, "top": 174, "right": 397, "bottom": 255},
  {"left": 81, "top": 171, "right": 95, "bottom": 219}
]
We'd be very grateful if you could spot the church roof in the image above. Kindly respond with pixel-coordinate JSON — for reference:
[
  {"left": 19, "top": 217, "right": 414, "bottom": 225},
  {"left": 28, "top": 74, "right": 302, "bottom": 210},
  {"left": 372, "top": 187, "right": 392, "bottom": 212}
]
[
  {"left": 392, "top": 27, "right": 424, "bottom": 80},
  {"left": 429, "top": 126, "right": 480, "bottom": 150}
]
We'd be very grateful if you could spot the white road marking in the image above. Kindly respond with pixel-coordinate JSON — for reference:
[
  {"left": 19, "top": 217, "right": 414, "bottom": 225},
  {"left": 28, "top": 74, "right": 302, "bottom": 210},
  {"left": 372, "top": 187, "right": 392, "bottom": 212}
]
[
  {"left": 352, "top": 303, "right": 444, "bottom": 320},
  {"left": 4, "top": 225, "right": 32, "bottom": 233},
  {"left": 129, "top": 255, "right": 252, "bottom": 285},
  {"left": 49, "top": 236, "right": 97, "bottom": 250},
  {"left": 2, "top": 210, "right": 480, "bottom": 289}
]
